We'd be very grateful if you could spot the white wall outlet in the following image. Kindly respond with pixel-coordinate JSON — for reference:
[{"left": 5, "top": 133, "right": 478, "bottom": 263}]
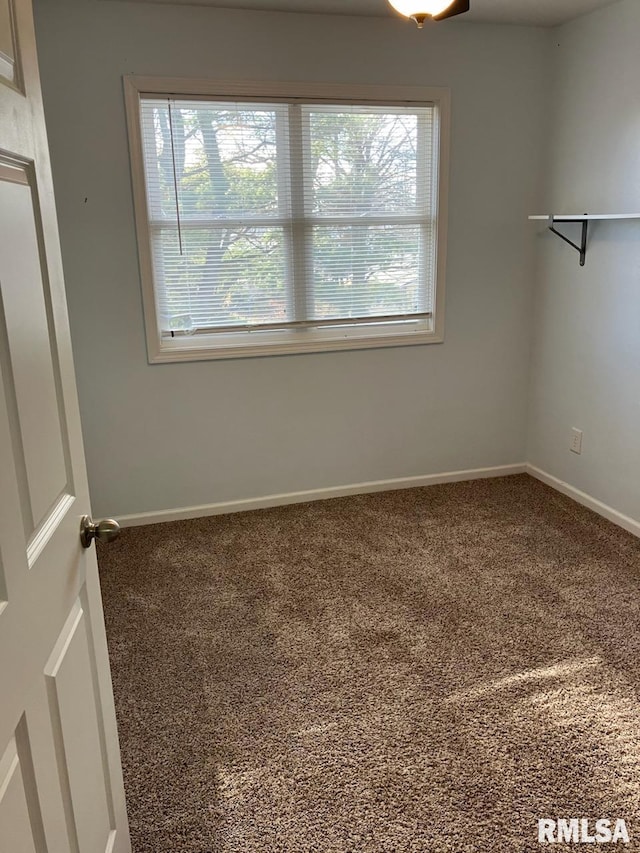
[{"left": 570, "top": 427, "right": 583, "bottom": 454}]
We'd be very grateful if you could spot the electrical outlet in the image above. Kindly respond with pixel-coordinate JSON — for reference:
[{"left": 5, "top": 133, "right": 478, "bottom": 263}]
[{"left": 570, "top": 428, "right": 583, "bottom": 454}]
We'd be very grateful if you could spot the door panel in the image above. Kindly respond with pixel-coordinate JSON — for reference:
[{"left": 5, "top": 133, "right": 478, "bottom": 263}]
[
  {"left": 0, "top": 163, "right": 72, "bottom": 540},
  {"left": 0, "top": 721, "right": 47, "bottom": 853},
  {"left": 0, "top": 0, "right": 130, "bottom": 849},
  {"left": 45, "top": 600, "right": 114, "bottom": 853},
  {"left": 0, "top": 739, "right": 39, "bottom": 853},
  {"left": 0, "top": 0, "right": 18, "bottom": 86}
]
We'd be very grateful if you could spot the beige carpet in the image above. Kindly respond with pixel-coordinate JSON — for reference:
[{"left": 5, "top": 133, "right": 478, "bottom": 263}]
[{"left": 98, "top": 474, "right": 640, "bottom": 852}]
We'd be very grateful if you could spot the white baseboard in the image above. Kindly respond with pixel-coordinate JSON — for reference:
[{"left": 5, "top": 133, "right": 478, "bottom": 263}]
[
  {"left": 527, "top": 464, "right": 640, "bottom": 539},
  {"left": 115, "top": 463, "right": 527, "bottom": 528}
]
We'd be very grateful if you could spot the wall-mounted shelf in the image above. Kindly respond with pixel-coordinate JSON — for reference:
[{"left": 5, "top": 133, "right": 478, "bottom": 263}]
[{"left": 528, "top": 213, "right": 640, "bottom": 266}]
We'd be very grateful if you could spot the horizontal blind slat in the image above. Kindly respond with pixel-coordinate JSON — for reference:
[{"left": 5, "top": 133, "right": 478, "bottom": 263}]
[{"left": 166, "top": 311, "right": 432, "bottom": 337}]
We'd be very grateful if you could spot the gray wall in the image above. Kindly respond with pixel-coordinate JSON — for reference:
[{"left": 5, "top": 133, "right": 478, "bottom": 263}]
[
  {"left": 34, "top": 0, "right": 549, "bottom": 517},
  {"left": 527, "top": 0, "right": 640, "bottom": 523}
]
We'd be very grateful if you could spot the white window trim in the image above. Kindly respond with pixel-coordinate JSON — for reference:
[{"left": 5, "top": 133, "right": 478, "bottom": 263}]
[{"left": 124, "top": 75, "right": 450, "bottom": 363}]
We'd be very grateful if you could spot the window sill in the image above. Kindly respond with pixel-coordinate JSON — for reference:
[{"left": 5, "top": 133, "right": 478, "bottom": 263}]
[{"left": 148, "top": 325, "right": 444, "bottom": 363}]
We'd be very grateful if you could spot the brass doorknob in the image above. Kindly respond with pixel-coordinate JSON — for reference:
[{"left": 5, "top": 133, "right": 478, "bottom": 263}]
[{"left": 80, "top": 515, "right": 120, "bottom": 549}]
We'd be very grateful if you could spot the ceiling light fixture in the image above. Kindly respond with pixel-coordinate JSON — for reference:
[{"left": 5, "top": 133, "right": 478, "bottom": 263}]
[{"left": 387, "top": 0, "right": 470, "bottom": 28}]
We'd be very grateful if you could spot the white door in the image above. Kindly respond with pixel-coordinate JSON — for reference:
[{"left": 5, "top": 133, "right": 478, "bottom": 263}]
[{"left": 0, "top": 1, "right": 131, "bottom": 851}]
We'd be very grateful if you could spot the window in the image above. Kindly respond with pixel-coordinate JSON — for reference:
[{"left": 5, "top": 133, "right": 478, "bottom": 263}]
[{"left": 126, "top": 79, "right": 450, "bottom": 361}]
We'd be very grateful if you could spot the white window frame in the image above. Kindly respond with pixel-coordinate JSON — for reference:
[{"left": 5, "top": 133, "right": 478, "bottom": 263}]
[{"left": 124, "top": 76, "right": 450, "bottom": 363}]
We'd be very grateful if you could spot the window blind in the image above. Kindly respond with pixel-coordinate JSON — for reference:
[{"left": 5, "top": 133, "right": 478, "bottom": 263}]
[{"left": 140, "top": 96, "right": 437, "bottom": 338}]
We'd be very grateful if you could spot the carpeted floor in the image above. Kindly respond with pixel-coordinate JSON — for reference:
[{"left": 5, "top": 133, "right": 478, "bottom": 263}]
[{"left": 99, "top": 474, "right": 640, "bottom": 852}]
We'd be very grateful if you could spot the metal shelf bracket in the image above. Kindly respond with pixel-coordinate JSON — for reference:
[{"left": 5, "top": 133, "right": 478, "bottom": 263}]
[{"left": 548, "top": 216, "right": 589, "bottom": 266}]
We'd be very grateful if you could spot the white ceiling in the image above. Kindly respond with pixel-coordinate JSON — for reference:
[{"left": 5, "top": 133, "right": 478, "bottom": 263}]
[{"left": 126, "top": 0, "right": 620, "bottom": 27}]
